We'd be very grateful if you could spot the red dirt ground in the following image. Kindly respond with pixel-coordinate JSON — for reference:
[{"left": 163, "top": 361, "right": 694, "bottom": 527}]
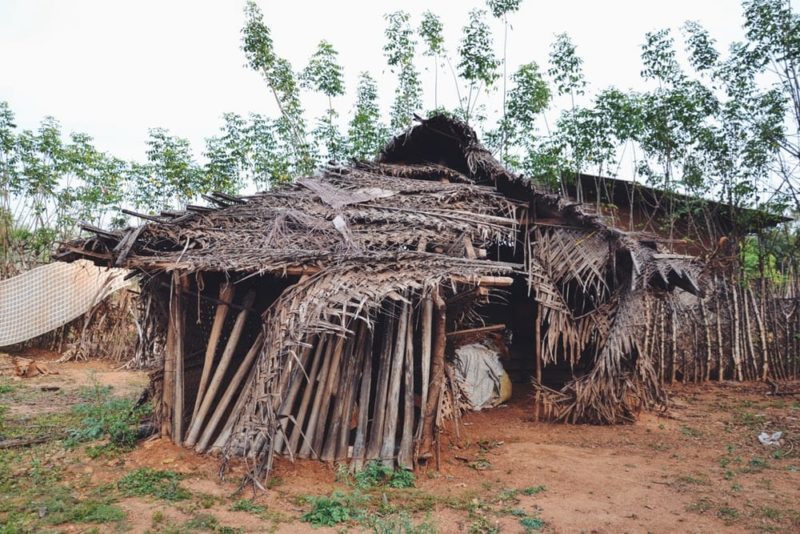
[{"left": 3, "top": 351, "right": 798, "bottom": 532}]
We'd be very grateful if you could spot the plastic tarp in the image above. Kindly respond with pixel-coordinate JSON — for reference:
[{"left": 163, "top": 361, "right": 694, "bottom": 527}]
[
  {"left": 453, "top": 342, "right": 512, "bottom": 411},
  {"left": 0, "top": 260, "right": 129, "bottom": 346}
]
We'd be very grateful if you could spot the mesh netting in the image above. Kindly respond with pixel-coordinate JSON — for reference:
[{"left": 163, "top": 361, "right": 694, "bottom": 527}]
[{"left": 0, "top": 260, "right": 129, "bottom": 346}]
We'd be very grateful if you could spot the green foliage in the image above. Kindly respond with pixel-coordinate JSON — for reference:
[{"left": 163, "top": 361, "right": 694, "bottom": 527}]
[
  {"left": 300, "top": 490, "right": 366, "bottom": 527},
  {"left": 521, "top": 485, "right": 546, "bottom": 496},
  {"left": 385, "top": 11, "right": 423, "bottom": 130},
  {"left": 302, "top": 40, "right": 345, "bottom": 99},
  {"left": 348, "top": 72, "right": 389, "bottom": 160},
  {"left": 117, "top": 468, "right": 191, "bottom": 501},
  {"left": 419, "top": 11, "right": 445, "bottom": 57},
  {"left": 519, "top": 516, "right": 545, "bottom": 532},
  {"left": 65, "top": 387, "right": 151, "bottom": 449},
  {"left": 486, "top": 0, "right": 523, "bottom": 19},
  {"left": 353, "top": 461, "right": 416, "bottom": 489},
  {"left": 548, "top": 33, "right": 586, "bottom": 97}
]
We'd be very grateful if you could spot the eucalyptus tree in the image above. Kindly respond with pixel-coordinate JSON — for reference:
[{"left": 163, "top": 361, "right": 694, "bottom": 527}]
[
  {"left": 548, "top": 33, "right": 587, "bottom": 196},
  {"left": 419, "top": 11, "right": 445, "bottom": 109},
  {"left": 384, "top": 11, "right": 423, "bottom": 131},
  {"left": 131, "top": 128, "right": 202, "bottom": 213},
  {"left": 204, "top": 112, "right": 250, "bottom": 193},
  {"left": 348, "top": 72, "right": 388, "bottom": 160},
  {"left": 739, "top": 0, "right": 800, "bottom": 212},
  {"left": 486, "top": 0, "right": 523, "bottom": 159},
  {"left": 499, "top": 62, "right": 551, "bottom": 173},
  {"left": 0, "top": 102, "right": 19, "bottom": 259},
  {"left": 241, "top": 0, "right": 313, "bottom": 176},
  {"left": 457, "top": 9, "right": 500, "bottom": 125},
  {"left": 302, "top": 40, "right": 346, "bottom": 162}
]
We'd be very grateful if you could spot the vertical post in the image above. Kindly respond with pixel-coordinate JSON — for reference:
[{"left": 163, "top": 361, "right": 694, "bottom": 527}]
[
  {"left": 167, "top": 271, "right": 186, "bottom": 443},
  {"left": 419, "top": 288, "right": 446, "bottom": 461}
]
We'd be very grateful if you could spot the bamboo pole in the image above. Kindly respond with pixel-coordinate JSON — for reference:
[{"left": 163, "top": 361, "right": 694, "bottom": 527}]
[
  {"left": 184, "top": 290, "right": 256, "bottom": 448},
  {"left": 714, "top": 279, "right": 725, "bottom": 381},
  {"left": 209, "top": 362, "right": 258, "bottom": 452},
  {"left": 419, "top": 289, "right": 446, "bottom": 460},
  {"left": 195, "top": 333, "right": 264, "bottom": 453},
  {"left": 193, "top": 281, "right": 235, "bottom": 420},
  {"left": 337, "top": 328, "right": 366, "bottom": 461},
  {"left": 380, "top": 300, "right": 410, "bottom": 467}
]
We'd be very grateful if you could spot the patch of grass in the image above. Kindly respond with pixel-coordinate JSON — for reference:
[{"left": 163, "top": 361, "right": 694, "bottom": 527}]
[
  {"left": 0, "top": 382, "right": 15, "bottom": 394},
  {"left": 117, "top": 468, "right": 190, "bottom": 501},
  {"left": 47, "top": 499, "right": 126, "bottom": 525},
  {"left": 300, "top": 490, "right": 367, "bottom": 527}
]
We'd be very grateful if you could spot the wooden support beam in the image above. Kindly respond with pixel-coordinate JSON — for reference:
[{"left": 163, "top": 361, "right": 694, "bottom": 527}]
[
  {"left": 397, "top": 306, "right": 415, "bottom": 470},
  {"left": 446, "top": 324, "right": 506, "bottom": 339},
  {"left": 418, "top": 289, "right": 446, "bottom": 460},
  {"left": 449, "top": 275, "right": 514, "bottom": 287}
]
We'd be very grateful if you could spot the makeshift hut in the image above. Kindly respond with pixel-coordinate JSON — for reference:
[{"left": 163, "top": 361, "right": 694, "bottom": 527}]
[{"left": 57, "top": 114, "right": 703, "bottom": 483}]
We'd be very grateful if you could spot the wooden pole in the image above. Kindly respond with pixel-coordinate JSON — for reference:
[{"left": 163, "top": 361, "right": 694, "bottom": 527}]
[
  {"left": 161, "top": 275, "right": 177, "bottom": 439},
  {"left": 172, "top": 273, "right": 187, "bottom": 443},
  {"left": 195, "top": 333, "right": 264, "bottom": 453},
  {"left": 365, "top": 309, "right": 396, "bottom": 461},
  {"left": 299, "top": 337, "right": 335, "bottom": 458},
  {"left": 380, "top": 300, "right": 410, "bottom": 467},
  {"left": 351, "top": 327, "right": 374, "bottom": 471},
  {"left": 418, "top": 288, "right": 446, "bottom": 460},
  {"left": 287, "top": 336, "right": 327, "bottom": 456},
  {"left": 397, "top": 306, "right": 415, "bottom": 470},
  {"left": 311, "top": 335, "right": 346, "bottom": 456},
  {"left": 184, "top": 290, "right": 256, "bottom": 448},
  {"left": 192, "top": 281, "right": 235, "bottom": 420},
  {"left": 415, "top": 298, "right": 433, "bottom": 443},
  {"left": 271, "top": 342, "right": 315, "bottom": 455}
]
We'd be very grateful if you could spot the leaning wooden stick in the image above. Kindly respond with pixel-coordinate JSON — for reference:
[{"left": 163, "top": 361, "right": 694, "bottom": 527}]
[
  {"left": 184, "top": 290, "right": 256, "bottom": 448},
  {"left": 195, "top": 332, "right": 264, "bottom": 453},
  {"left": 192, "top": 281, "right": 235, "bottom": 420}
]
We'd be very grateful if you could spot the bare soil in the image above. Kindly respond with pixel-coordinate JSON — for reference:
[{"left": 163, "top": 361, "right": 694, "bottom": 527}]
[{"left": 1, "top": 351, "right": 798, "bottom": 533}]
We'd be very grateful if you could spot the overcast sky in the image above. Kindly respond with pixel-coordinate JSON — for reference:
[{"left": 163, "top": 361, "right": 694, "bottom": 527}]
[{"left": 1, "top": 0, "right": 792, "bottom": 163}]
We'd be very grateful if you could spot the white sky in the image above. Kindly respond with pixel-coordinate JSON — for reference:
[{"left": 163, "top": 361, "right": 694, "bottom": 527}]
[{"left": 1, "top": 0, "right": 793, "bottom": 163}]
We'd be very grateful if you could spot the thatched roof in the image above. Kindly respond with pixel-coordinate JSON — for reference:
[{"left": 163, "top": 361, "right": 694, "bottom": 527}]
[{"left": 56, "top": 114, "right": 700, "bottom": 296}]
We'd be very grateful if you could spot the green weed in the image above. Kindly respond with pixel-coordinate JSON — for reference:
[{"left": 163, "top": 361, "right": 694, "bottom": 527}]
[
  {"left": 300, "top": 490, "right": 367, "bottom": 527},
  {"left": 117, "top": 468, "right": 190, "bottom": 501}
]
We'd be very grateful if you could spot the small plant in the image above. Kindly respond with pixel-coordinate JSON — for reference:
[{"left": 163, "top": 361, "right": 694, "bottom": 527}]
[
  {"left": 300, "top": 491, "right": 366, "bottom": 527},
  {"left": 231, "top": 499, "right": 267, "bottom": 514},
  {"left": 67, "top": 393, "right": 151, "bottom": 449},
  {"left": 521, "top": 485, "right": 546, "bottom": 496},
  {"left": 520, "top": 515, "right": 545, "bottom": 532},
  {"left": 117, "top": 468, "right": 190, "bottom": 501},
  {"left": 717, "top": 506, "right": 739, "bottom": 523},
  {"left": 353, "top": 461, "right": 415, "bottom": 489}
]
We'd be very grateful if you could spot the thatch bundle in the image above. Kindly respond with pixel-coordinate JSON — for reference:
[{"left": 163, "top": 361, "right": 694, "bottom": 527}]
[{"left": 58, "top": 114, "right": 701, "bottom": 484}]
